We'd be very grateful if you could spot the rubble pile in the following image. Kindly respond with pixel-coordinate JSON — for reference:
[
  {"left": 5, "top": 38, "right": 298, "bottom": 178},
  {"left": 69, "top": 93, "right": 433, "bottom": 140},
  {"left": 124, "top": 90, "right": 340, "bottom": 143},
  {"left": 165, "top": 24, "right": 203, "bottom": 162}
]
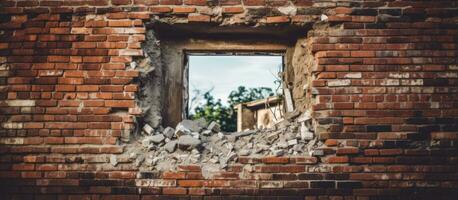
[{"left": 129, "top": 112, "right": 318, "bottom": 170}]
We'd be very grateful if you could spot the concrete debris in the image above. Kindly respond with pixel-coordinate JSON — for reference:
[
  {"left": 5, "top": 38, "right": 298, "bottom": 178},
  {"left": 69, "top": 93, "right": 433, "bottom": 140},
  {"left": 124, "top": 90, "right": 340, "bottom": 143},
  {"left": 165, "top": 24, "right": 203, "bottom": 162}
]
[
  {"left": 150, "top": 134, "right": 165, "bottom": 144},
  {"left": 129, "top": 152, "right": 137, "bottom": 160},
  {"left": 131, "top": 118, "right": 316, "bottom": 170},
  {"left": 177, "top": 135, "right": 201, "bottom": 150},
  {"left": 142, "top": 124, "right": 154, "bottom": 135},
  {"left": 300, "top": 122, "right": 314, "bottom": 140},
  {"left": 312, "top": 149, "right": 324, "bottom": 156},
  {"left": 163, "top": 127, "right": 175, "bottom": 139},
  {"left": 164, "top": 141, "right": 177, "bottom": 153},
  {"left": 208, "top": 121, "right": 221, "bottom": 133},
  {"left": 177, "top": 119, "right": 203, "bottom": 133},
  {"left": 134, "top": 155, "right": 145, "bottom": 167}
]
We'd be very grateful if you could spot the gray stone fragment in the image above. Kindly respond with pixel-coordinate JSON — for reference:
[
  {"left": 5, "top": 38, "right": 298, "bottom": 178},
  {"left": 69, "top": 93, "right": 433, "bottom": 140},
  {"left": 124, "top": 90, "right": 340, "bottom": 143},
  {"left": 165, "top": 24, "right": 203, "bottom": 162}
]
[
  {"left": 272, "top": 149, "right": 285, "bottom": 156},
  {"left": 141, "top": 137, "right": 152, "bottom": 148},
  {"left": 266, "top": 132, "right": 280, "bottom": 143},
  {"left": 233, "top": 130, "right": 256, "bottom": 139},
  {"left": 134, "top": 155, "right": 145, "bottom": 167},
  {"left": 312, "top": 149, "right": 324, "bottom": 156},
  {"left": 177, "top": 135, "right": 201, "bottom": 150},
  {"left": 164, "top": 140, "right": 177, "bottom": 153},
  {"left": 277, "top": 141, "right": 288, "bottom": 148},
  {"left": 288, "top": 139, "right": 298, "bottom": 146},
  {"left": 150, "top": 134, "right": 165, "bottom": 144},
  {"left": 208, "top": 121, "right": 221, "bottom": 133},
  {"left": 129, "top": 152, "right": 137, "bottom": 160},
  {"left": 176, "top": 119, "right": 202, "bottom": 133},
  {"left": 195, "top": 118, "right": 207, "bottom": 130},
  {"left": 300, "top": 122, "right": 314, "bottom": 140},
  {"left": 238, "top": 149, "right": 251, "bottom": 156},
  {"left": 191, "top": 132, "right": 200, "bottom": 139},
  {"left": 202, "top": 130, "right": 212, "bottom": 136},
  {"left": 142, "top": 124, "right": 154, "bottom": 135},
  {"left": 175, "top": 125, "right": 191, "bottom": 137},
  {"left": 163, "top": 127, "right": 175, "bottom": 139},
  {"left": 145, "top": 158, "right": 154, "bottom": 166},
  {"left": 217, "top": 132, "right": 225, "bottom": 140}
]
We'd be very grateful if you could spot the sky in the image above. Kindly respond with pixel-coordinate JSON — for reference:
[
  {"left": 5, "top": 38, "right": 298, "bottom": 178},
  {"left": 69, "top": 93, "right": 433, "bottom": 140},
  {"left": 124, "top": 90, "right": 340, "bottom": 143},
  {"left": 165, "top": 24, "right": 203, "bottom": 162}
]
[{"left": 188, "top": 55, "right": 283, "bottom": 112}]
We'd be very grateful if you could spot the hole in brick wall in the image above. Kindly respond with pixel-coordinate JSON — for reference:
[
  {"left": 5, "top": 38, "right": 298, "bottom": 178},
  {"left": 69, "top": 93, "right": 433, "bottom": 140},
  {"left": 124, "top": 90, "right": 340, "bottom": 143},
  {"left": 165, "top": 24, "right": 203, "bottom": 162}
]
[
  {"left": 186, "top": 54, "right": 284, "bottom": 132},
  {"left": 121, "top": 22, "right": 319, "bottom": 172}
]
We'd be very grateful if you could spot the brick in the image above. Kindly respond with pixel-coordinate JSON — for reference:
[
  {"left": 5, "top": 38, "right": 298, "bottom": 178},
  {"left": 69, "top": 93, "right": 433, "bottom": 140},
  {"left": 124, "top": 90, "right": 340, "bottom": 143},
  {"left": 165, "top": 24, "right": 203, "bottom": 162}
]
[
  {"left": 112, "top": 0, "right": 132, "bottom": 5},
  {"left": 162, "top": 188, "right": 187, "bottom": 195},
  {"left": 178, "top": 180, "right": 203, "bottom": 187},
  {"left": 327, "top": 156, "right": 349, "bottom": 163},
  {"left": 188, "top": 14, "right": 211, "bottom": 22},
  {"left": 108, "top": 20, "right": 133, "bottom": 27},
  {"left": 266, "top": 16, "right": 290, "bottom": 23},
  {"left": 243, "top": 0, "right": 264, "bottom": 6},
  {"left": 163, "top": 172, "right": 186, "bottom": 179},
  {"left": 105, "top": 100, "right": 134, "bottom": 108},
  {"left": 262, "top": 157, "right": 289, "bottom": 164},
  {"left": 12, "top": 164, "right": 35, "bottom": 171},
  {"left": 184, "top": 0, "right": 206, "bottom": 5},
  {"left": 336, "top": 148, "right": 359, "bottom": 155},
  {"left": 173, "top": 7, "right": 196, "bottom": 13},
  {"left": 5, "top": 100, "right": 35, "bottom": 107},
  {"left": 222, "top": 7, "right": 244, "bottom": 14}
]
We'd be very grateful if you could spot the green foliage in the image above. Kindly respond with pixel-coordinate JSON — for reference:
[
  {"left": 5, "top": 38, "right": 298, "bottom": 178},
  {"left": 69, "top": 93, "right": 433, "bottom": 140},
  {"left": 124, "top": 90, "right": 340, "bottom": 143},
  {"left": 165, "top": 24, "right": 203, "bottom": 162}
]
[
  {"left": 191, "top": 86, "right": 275, "bottom": 132},
  {"left": 228, "top": 86, "right": 274, "bottom": 106},
  {"left": 191, "top": 91, "right": 236, "bottom": 132}
]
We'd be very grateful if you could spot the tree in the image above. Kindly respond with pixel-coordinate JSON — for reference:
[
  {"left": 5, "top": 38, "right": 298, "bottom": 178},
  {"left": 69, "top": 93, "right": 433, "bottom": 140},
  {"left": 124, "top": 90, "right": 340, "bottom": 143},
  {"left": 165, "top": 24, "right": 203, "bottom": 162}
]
[
  {"left": 228, "top": 86, "right": 274, "bottom": 106},
  {"left": 191, "top": 86, "right": 275, "bottom": 132},
  {"left": 191, "top": 91, "right": 236, "bottom": 132}
]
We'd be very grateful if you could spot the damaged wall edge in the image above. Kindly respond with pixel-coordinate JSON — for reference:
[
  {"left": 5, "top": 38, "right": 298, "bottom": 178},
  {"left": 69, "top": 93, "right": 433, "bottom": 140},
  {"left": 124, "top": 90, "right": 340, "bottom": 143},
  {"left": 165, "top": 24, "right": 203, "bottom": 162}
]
[
  {"left": 143, "top": 21, "right": 313, "bottom": 129},
  {"left": 133, "top": 29, "right": 164, "bottom": 138}
]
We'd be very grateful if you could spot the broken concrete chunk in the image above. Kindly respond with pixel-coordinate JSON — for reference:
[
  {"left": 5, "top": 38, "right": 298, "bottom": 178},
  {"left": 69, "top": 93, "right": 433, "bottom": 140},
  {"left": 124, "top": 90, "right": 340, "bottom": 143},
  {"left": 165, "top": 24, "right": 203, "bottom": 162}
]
[
  {"left": 142, "top": 124, "right": 154, "bottom": 135},
  {"left": 134, "top": 155, "right": 145, "bottom": 167},
  {"left": 177, "top": 135, "right": 201, "bottom": 150},
  {"left": 275, "top": 120, "right": 291, "bottom": 130},
  {"left": 233, "top": 130, "right": 256, "bottom": 139},
  {"left": 266, "top": 132, "right": 280, "bottom": 144},
  {"left": 272, "top": 149, "right": 285, "bottom": 157},
  {"left": 238, "top": 149, "right": 251, "bottom": 156},
  {"left": 191, "top": 132, "right": 200, "bottom": 139},
  {"left": 297, "top": 110, "right": 312, "bottom": 122},
  {"left": 144, "top": 158, "right": 154, "bottom": 166},
  {"left": 202, "top": 130, "right": 212, "bottom": 136},
  {"left": 129, "top": 152, "right": 137, "bottom": 160},
  {"left": 195, "top": 118, "right": 207, "bottom": 129},
  {"left": 207, "top": 121, "right": 221, "bottom": 133},
  {"left": 176, "top": 119, "right": 203, "bottom": 133},
  {"left": 150, "top": 134, "right": 165, "bottom": 144},
  {"left": 217, "top": 132, "right": 225, "bottom": 140},
  {"left": 300, "top": 122, "right": 314, "bottom": 140},
  {"left": 164, "top": 141, "right": 177, "bottom": 153},
  {"left": 141, "top": 137, "right": 152, "bottom": 148},
  {"left": 312, "top": 149, "right": 324, "bottom": 156},
  {"left": 175, "top": 125, "right": 191, "bottom": 137},
  {"left": 288, "top": 139, "right": 298, "bottom": 146},
  {"left": 163, "top": 127, "right": 175, "bottom": 139}
]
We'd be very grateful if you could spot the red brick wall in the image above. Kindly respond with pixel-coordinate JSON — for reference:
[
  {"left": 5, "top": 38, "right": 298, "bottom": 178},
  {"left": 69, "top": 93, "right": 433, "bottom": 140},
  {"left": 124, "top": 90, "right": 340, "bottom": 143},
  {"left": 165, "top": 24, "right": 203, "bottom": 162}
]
[{"left": 1, "top": 0, "right": 457, "bottom": 199}]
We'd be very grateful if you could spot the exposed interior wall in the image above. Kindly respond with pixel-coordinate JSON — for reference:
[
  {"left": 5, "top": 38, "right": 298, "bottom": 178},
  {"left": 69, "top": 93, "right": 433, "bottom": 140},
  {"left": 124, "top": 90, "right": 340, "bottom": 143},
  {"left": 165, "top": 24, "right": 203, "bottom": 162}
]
[{"left": 134, "top": 29, "right": 163, "bottom": 133}]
